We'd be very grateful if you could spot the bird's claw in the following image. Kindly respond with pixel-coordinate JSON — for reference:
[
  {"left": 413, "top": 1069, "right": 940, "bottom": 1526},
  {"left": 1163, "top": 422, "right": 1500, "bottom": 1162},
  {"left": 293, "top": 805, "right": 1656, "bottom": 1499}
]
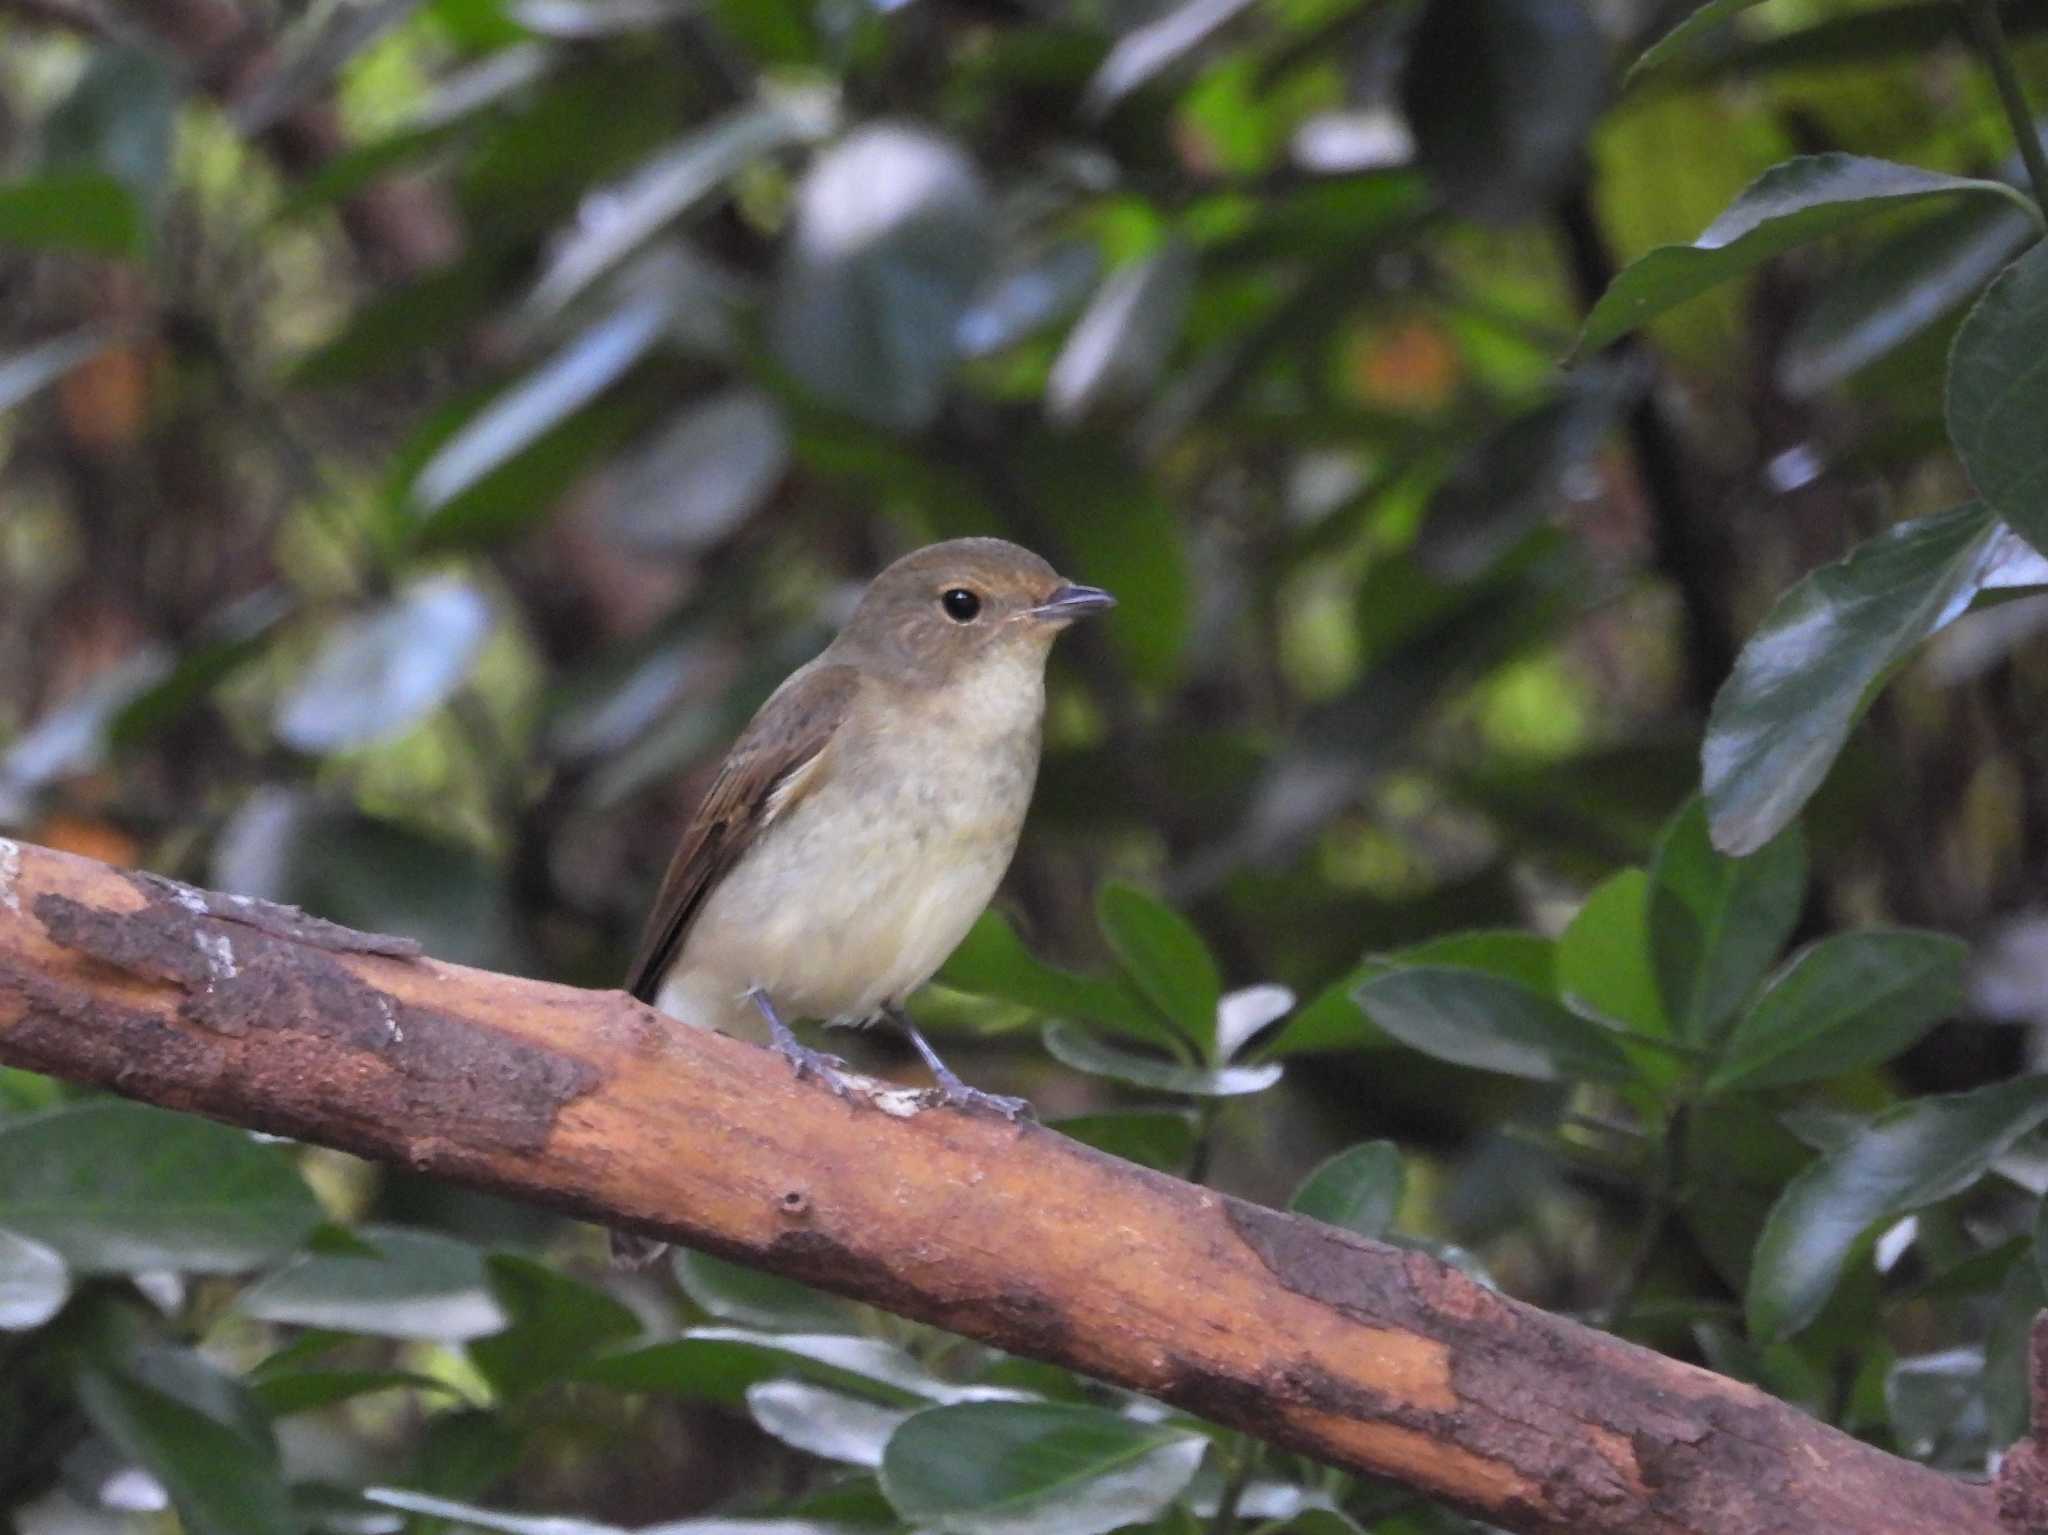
[
  {"left": 926, "top": 1075, "right": 1035, "bottom": 1122},
  {"left": 774, "top": 1037, "right": 855, "bottom": 1097}
]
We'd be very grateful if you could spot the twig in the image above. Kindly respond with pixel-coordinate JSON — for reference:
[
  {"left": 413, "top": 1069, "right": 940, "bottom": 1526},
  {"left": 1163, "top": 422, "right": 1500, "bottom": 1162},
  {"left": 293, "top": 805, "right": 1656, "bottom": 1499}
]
[{"left": 1961, "top": 0, "right": 2048, "bottom": 220}]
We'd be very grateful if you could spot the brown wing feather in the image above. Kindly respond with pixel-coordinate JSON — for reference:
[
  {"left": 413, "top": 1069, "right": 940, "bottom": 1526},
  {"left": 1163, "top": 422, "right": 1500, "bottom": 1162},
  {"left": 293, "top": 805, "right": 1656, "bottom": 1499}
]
[{"left": 624, "top": 662, "right": 859, "bottom": 1003}]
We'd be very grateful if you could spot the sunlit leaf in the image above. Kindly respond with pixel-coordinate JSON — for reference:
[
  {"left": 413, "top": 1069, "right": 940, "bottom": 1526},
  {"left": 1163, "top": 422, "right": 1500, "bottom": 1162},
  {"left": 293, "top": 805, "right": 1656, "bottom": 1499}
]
[
  {"left": 1703, "top": 505, "right": 2004, "bottom": 854},
  {"left": 1949, "top": 241, "right": 2048, "bottom": 557},
  {"left": 1710, "top": 930, "right": 1966, "bottom": 1093},
  {"left": 1749, "top": 1075, "right": 2048, "bottom": 1340},
  {"left": 0, "top": 1102, "right": 320, "bottom": 1275},
  {"left": 880, "top": 1402, "right": 1206, "bottom": 1535},
  {"left": 0, "top": 171, "right": 143, "bottom": 256},
  {"left": 1577, "top": 155, "right": 2034, "bottom": 357}
]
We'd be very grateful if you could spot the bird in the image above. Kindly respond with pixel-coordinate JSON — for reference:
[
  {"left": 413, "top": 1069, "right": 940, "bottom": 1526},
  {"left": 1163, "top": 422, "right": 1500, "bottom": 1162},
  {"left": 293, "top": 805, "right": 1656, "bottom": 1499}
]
[{"left": 612, "top": 537, "right": 1113, "bottom": 1265}]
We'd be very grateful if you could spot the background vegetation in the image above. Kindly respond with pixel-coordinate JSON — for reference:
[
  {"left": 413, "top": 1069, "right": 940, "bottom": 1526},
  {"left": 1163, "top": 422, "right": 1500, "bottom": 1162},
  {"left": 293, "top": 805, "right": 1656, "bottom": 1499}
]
[{"left": 7, "top": 0, "right": 2048, "bottom": 1530}]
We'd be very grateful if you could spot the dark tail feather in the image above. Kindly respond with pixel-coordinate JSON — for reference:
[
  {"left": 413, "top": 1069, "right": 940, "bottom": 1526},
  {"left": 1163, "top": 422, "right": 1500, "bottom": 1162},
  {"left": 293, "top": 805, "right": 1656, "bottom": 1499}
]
[{"left": 610, "top": 1229, "right": 671, "bottom": 1270}]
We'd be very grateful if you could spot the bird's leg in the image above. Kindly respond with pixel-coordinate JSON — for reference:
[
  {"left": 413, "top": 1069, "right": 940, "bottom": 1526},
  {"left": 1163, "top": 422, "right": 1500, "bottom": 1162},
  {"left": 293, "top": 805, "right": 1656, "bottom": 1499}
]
[
  {"left": 884, "top": 1006, "right": 1033, "bottom": 1121},
  {"left": 750, "top": 988, "right": 852, "bottom": 1096}
]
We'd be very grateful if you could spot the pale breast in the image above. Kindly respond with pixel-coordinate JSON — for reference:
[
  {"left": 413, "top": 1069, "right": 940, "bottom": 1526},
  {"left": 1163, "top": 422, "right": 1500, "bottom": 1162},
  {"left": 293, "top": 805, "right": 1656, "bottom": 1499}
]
[{"left": 667, "top": 657, "right": 1044, "bottom": 1024}]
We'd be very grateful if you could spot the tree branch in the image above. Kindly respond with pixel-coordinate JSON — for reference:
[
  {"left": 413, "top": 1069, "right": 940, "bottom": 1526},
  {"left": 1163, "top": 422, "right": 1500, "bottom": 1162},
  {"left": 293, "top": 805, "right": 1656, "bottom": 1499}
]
[{"left": 0, "top": 838, "right": 2007, "bottom": 1535}]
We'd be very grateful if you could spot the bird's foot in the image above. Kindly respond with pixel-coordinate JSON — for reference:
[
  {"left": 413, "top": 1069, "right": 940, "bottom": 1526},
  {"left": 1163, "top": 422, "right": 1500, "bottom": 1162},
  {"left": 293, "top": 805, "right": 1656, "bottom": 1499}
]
[
  {"left": 751, "top": 989, "right": 856, "bottom": 1097},
  {"left": 924, "top": 1068, "right": 1035, "bottom": 1121}
]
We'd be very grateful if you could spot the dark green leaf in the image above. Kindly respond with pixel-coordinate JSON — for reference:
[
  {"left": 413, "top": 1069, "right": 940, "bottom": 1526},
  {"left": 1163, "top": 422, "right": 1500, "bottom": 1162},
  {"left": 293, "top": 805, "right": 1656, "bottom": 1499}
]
[
  {"left": 1400, "top": 0, "right": 1607, "bottom": 222},
  {"left": 671, "top": 1249, "right": 862, "bottom": 1331},
  {"left": 1987, "top": 1259, "right": 2045, "bottom": 1448},
  {"left": 746, "top": 1381, "right": 911, "bottom": 1467},
  {"left": 1625, "top": 0, "right": 1769, "bottom": 81},
  {"left": 468, "top": 1254, "right": 641, "bottom": 1399},
  {"left": 1046, "top": 239, "right": 1195, "bottom": 423},
  {"left": 773, "top": 125, "right": 991, "bottom": 430},
  {"left": 1096, "top": 882, "right": 1221, "bottom": 1052},
  {"left": 1950, "top": 241, "right": 2048, "bottom": 555},
  {"left": 1290, "top": 1142, "right": 1403, "bottom": 1239},
  {"left": 1355, "top": 966, "right": 1635, "bottom": 1081},
  {"left": 274, "top": 578, "right": 494, "bottom": 752},
  {"left": 1780, "top": 202, "right": 2033, "bottom": 397},
  {"left": 1748, "top": 1075, "right": 2048, "bottom": 1340},
  {"left": 1710, "top": 930, "right": 1966, "bottom": 1093},
  {"left": 880, "top": 1402, "right": 1206, "bottom": 1535},
  {"left": 938, "top": 910, "right": 1181, "bottom": 1054},
  {"left": 1051, "top": 1111, "right": 1199, "bottom": 1173},
  {"left": 1577, "top": 155, "right": 2034, "bottom": 356},
  {"left": 0, "top": 171, "right": 143, "bottom": 256},
  {"left": 1703, "top": 505, "right": 2004, "bottom": 854},
  {"left": 252, "top": 1369, "right": 467, "bottom": 1418},
  {"left": 1558, "top": 869, "right": 1670, "bottom": 1038},
  {"left": 112, "top": 588, "right": 293, "bottom": 748},
  {"left": 1265, "top": 930, "right": 1549, "bottom": 1057},
  {"left": 0, "top": 1225, "right": 68, "bottom": 1329},
  {"left": 1043, "top": 1022, "right": 1283, "bottom": 1097},
  {"left": 577, "top": 1326, "right": 955, "bottom": 1406},
  {"left": 78, "top": 1347, "right": 297, "bottom": 1535},
  {"left": 0, "top": 1101, "right": 320, "bottom": 1274},
  {"left": 1649, "top": 797, "right": 1805, "bottom": 1041},
  {"left": 238, "top": 1227, "right": 507, "bottom": 1341}
]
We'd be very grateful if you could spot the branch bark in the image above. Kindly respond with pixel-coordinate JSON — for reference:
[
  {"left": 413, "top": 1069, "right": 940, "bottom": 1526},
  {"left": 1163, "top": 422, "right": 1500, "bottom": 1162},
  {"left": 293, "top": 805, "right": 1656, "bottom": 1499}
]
[{"left": 0, "top": 838, "right": 2008, "bottom": 1535}]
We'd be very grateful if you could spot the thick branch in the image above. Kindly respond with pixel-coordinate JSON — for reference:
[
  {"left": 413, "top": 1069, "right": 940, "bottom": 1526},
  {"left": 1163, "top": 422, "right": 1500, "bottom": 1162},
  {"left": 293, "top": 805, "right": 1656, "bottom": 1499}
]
[{"left": 0, "top": 838, "right": 2004, "bottom": 1535}]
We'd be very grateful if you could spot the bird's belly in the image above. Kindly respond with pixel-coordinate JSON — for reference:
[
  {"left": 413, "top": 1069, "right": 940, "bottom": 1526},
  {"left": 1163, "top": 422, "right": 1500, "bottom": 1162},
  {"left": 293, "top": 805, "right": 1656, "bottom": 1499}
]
[{"left": 665, "top": 764, "right": 1024, "bottom": 1026}]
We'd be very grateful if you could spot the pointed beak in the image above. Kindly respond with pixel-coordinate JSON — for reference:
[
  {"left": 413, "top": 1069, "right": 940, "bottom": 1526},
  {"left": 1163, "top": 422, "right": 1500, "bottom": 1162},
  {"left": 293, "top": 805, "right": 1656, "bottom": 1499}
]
[{"left": 1029, "top": 582, "right": 1116, "bottom": 624}]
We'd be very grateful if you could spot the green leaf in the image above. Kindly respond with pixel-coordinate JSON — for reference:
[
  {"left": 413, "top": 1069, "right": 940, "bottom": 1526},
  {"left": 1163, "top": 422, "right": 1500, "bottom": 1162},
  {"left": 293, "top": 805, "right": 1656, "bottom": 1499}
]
[
  {"left": 1355, "top": 966, "right": 1635, "bottom": 1082},
  {"left": 237, "top": 1227, "right": 507, "bottom": 1341},
  {"left": 1781, "top": 201, "right": 2034, "bottom": 397},
  {"left": 1625, "top": 0, "right": 1770, "bottom": 82},
  {"left": 0, "top": 171, "right": 143, "bottom": 256},
  {"left": 0, "top": 1226, "right": 68, "bottom": 1329},
  {"left": 1051, "top": 1111, "right": 1199, "bottom": 1173},
  {"left": 671, "top": 1249, "right": 861, "bottom": 1332},
  {"left": 1046, "top": 238, "right": 1195, "bottom": 424},
  {"left": 1558, "top": 869, "right": 1670, "bottom": 1038},
  {"left": 1649, "top": 797, "right": 1805, "bottom": 1042},
  {"left": 1096, "top": 882, "right": 1221, "bottom": 1053},
  {"left": 78, "top": 1347, "right": 298, "bottom": 1535},
  {"left": 1702, "top": 505, "right": 2005, "bottom": 855},
  {"left": 252, "top": 1368, "right": 466, "bottom": 1417},
  {"left": 1290, "top": 1142, "right": 1403, "bottom": 1239},
  {"left": 1576, "top": 155, "right": 2035, "bottom": 356},
  {"left": 1399, "top": 0, "right": 1607, "bottom": 223},
  {"left": 1885, "top": 1347, "right": 1984, "bottom": 1462},
  {"left": 773, "top": 125, "right": 991, "bottom": 431},
  {"left": 1043, "top": 1022, "right": 1283, "bottom": 1097},
  {"left": 600, "top": 389, "right": 789, "bottom": 554},
  {"left": 880, "top": 1402, "right": 1206, "bottom": 1535},
  {"left": 577, "top": 1327, "right": 961, "bottom": 1406},
  {"left": 747, "top": 1381, "right": 911, "bottom": 1467},
  {"left": 0, "top": 1101, "right": 321, "bottom": 1274},
  {"left": 1950, "top": 241, "right": 2048, "bottom": 556},
  {"left": 1748, "top": 1075, "right": 2048, "bottom": 1341},
  {"left": 1709, "top": 930, "right": 1966, "bottom": 1093},
  {"left": 1265, "top": 930, "right": 1550, "bottom": 1057},
  {"left": 468, "top": 1255, "right": 641, "bottom": 1399},
  {"left": 364, "top": 1489, "right": 619, "bottom": 1535},
  {"left": 938, "top": 910, "right": 1182, "bottom": 1054},
  {"left": 1083, "top": 0, "right": 1260, "bottom": 117},
  {"left": 0, "top": 326, "right": 120, "bottom": 415}
]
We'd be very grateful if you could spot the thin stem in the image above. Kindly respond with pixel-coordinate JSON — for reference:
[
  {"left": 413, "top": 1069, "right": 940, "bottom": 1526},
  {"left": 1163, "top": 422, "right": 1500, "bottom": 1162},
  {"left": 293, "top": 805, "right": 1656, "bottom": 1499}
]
[
  {"left": 1962, "top": 0, "right": 2048, "bottom": 220},
  {"left": 1206, "top": 1438, "right": 1258, "bottom": 1535},
  {"left": 1597, "top": 1104, "right": 1688, "bottom": 1332}
]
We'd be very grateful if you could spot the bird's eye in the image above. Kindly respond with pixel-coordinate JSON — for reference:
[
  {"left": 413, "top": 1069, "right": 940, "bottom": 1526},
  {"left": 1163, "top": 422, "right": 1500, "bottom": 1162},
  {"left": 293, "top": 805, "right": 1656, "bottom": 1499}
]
[{"left": 941, "top": 588, "right": 982, "bottom": 623}]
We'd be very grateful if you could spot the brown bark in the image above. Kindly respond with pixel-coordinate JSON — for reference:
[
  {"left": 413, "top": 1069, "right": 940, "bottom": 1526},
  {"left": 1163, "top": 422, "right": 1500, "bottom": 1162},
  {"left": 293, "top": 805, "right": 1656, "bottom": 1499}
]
[{"left": 0, "top": 838, "right": 2011, "bottom": 1535}]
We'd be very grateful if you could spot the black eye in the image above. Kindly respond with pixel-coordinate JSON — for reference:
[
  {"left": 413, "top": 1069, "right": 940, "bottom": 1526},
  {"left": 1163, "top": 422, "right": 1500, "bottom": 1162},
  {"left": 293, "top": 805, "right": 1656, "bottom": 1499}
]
[{"left": 941, "top": 588, "right": 982, "bottom": 623}]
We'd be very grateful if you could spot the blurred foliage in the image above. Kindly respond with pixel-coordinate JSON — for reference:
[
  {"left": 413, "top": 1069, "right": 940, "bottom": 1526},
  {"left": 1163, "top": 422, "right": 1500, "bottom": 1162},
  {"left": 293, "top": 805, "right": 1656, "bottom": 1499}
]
[{"left": 8, "top": 0, "right": 2048, "bottom": 1530}]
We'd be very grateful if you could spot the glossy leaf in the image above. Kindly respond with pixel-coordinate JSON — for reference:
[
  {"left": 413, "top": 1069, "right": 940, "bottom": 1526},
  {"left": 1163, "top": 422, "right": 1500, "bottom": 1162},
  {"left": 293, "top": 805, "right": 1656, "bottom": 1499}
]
[
  {"left": 1043, "top": 1022, "right": 1283, "bottom": 1097},
  {"left": 772, "top": 125, "right": 991, "bottom": 430},
  {"left": 1703, "top": 504, "right": 2004, "bottom": 854},
  {"left": 238, "top": 1227, "right": 507, "bottom": 1341},
  {"left": 671, "top": 1249, "right": 861, "bottom": 1332},
  {"left": 601, "top": 389, "right": 789, "bottom": 552},
  {"left": 1290, "top": 1141, "right": 1403, "bottom": 1239},
  {"left": 1083, "top": 0, "right": 1259, "bottom": 117},
  {"left": 1710, "top": 930, "right": 1966, "bottom": 1093},
  {"left": 938, "top": 910, "right": 1181, "bottom": 1054},
  {"left": 1949, "top": 241, "right": 2048, "bottom": 556},
  {"left": 1576, "top": 155, "right": 2033, "bottom": 356},
  {"left": 1400, "top": 0, "right": 1607, "bottom": 222},
  {"left": 0, "top": 171, "right": 143, "bottom": 255},
  {"left": 746, "top": 1381, "right": 910, "bottom": 1467},
  {"left": 1558, "top": 869, "right": 1669, "bottom": 1037},
  {"left": 1749, "top": 1075, "right": 2048, "bottom": 1340},
  {"left": 1355, "top": 965, "right": 1635, "bottom": 1082},
  {"left": 1649, "top": 797, "right": 1805, "bottom": 1041},
  {"left": 0, "top": 1101, "right": 320, "bottom": 1274},
  {"left": 1096, "top": 882, "right": 1221, "bottom": 1052},
  {"left": 957, "top": 242, "right": 1100, "bottom": 357},
  {"left": 274, "top": 577, "right": 494, "bottom": 753},
  {"left": 0, "top": 1226, "right": 68, "bottom": 1330},
  {"left": 1051, "top": 1111, "right": 1199, "bottom": 1173},
  {"left": 1266, "top": 930, "right": 1551, "bottom": 1057},
  {"left": 1214, "top": 984, "right": 1294, "bottom": 1060},
  {"left": 468, "top": 1254, "right": 641, "bottom": 1398},
  {"left": 578, "top": 1327, "right": 965, "bottom": 1406},
  {"left": 78, "top": 1348, "right": 296, "bottom": 1535},
  {"left": 1046, "top": 239, "right": 1195, "bottom": 424},
  {"left": 880, "top": 1402, "right": 1206, "bottom": 1535}
]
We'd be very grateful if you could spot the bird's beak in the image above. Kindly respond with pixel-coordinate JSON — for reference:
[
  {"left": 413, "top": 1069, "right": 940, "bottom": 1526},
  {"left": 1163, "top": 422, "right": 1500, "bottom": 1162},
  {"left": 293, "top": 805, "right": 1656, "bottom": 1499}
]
[{"left": 1029, "top": 583, "right": 1117, "bottom": 624}]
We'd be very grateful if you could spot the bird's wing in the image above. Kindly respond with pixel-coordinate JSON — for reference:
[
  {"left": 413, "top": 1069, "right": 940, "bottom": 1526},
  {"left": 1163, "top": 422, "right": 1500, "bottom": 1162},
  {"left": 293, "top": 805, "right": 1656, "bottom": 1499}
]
[{"left": 623, "top": 662, "right": 860, "bottom": 1004}]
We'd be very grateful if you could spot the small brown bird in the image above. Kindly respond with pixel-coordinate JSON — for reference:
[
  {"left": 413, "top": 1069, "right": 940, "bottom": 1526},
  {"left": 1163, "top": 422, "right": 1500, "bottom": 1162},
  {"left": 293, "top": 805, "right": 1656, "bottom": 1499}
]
[{"left": 614, "top": 539, "right": 1111, "bottom": 1261}]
